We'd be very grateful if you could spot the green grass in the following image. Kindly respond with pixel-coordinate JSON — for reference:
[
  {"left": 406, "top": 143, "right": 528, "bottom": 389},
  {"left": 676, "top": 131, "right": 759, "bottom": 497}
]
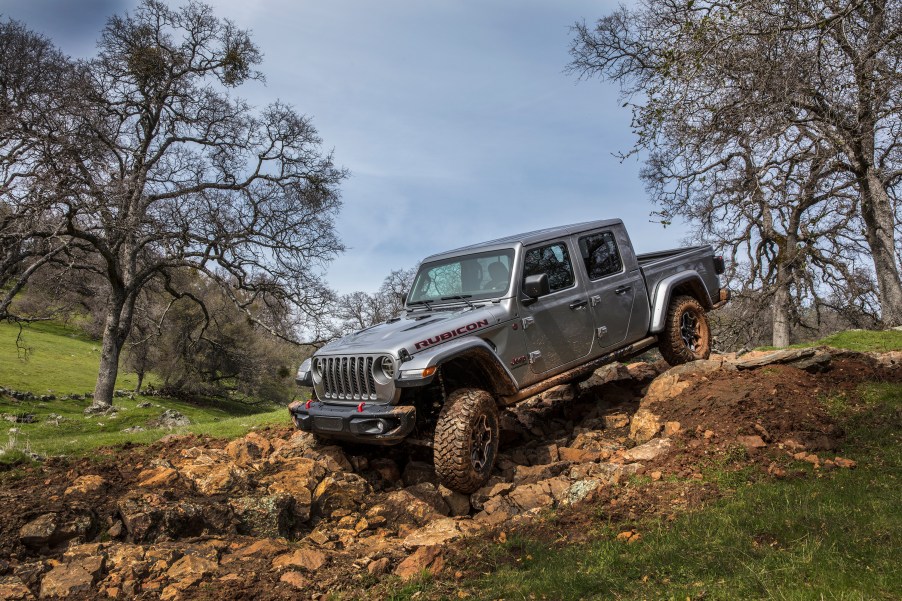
[
  {"left": 0, "top": 320, "right": 143, "bottom": 394},
  {"left": 0, "top": 321, "right": 292, "bottom": 460},
  {"left": 758, "top": 328, "right": 902, "bottom": 353},
  {"left": 387, "top": 382, "right": 902, "bottom": 601}
]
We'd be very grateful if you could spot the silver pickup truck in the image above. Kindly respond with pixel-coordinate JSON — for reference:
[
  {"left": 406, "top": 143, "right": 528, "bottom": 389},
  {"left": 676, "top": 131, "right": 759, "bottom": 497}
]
[{"left": 290, "top": 219, "right": 729, "bottom": 492}]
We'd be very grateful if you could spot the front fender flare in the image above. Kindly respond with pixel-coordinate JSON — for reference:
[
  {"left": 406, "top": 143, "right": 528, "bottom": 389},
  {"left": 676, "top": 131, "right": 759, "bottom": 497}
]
[{"left": 398, "top": 337, "right": 518, "bottom": 396}]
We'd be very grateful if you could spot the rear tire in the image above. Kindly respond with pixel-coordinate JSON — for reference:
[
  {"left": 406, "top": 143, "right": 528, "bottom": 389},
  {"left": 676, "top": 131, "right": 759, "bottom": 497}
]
[
  {"left": 659, "top": 295, "right": 711, "bottom": 365},
  {"left": 433, "top": 387, "right": 499, "bottom": 494}
]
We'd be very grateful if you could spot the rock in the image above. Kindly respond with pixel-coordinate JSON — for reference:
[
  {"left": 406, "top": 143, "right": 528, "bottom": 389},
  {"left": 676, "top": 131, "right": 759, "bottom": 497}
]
[
  {"left": 834, "top": 457, "right": 857, "bottom": 469},
  {"left": 65, "top": 475, "right": 107, "bottom": 497},
  {"left": 402, "top": 518, "right": 462, "bottom": 547},
  {"left": 304, "top": 445, "right": 352, "bottom": 472},
  {"left": 737, "top": 435, "right": 767, "bottom": 449},
  {"left": 117, "top": 492, "right": 231, "bottom": 543},
  {"left": 623, "top": 437, "right": 672, "bottom": 462},
  {"left": 629, "top": 408, "right": 663, "bottom": 443},
  {"left": 367, "top": 490, "right": 443, "bottom": 527},
  {"left": 262, "top": 457, "right": 324, "bottom": 522},
  {"left": 405, "top": 483, "right": 451, "bottom": 516},
  {"left": 271, "top": 548, "right": 327, "bottom": 571},
  {"left": 602, "top": 412, "right": 631, "bottom": 429},
  {"left": 394, "top": 546, "right": 444, "bottom": 581},
  {"left": 402, "top": 461, "right": 436, "bottom": 486},
  {"left": 558, "top": 447, "right": 604, "bottom": 463},
  {"left": 230, "top": 494, "right": 293, "bottom": 538},
  {"left": 438, "top": 486, "right": 471, "bottom": 517},
  {"left": 643, "top": 373, "right": 692, "bottom": 406},
  {"left": 151, "top": 409, "right": 190, "bottom": 428},
  {"left": 569, "top": 461, "right": 642, "bottom": 484},
  {"left": 566, "top": 479, "right": 602, "bottom": 505},
  {"left": 224, "top": 539, "right": 289, "bottom": 562},
  {"left": 627, "top": 361, "right": 664, "bottom": 381},
  {"left": 177, "top": 455, "right": 248, "bottom": 495},
  {"left": 279, "top": 571, "right": 308, "bottom": 590},
  {"left": 19, "top": 514, "right": 58, "bottom": 549},
  {"left": 39, "top": 563, "right": 96, "bottom": 598},
  {"left": 369, "top": 458, "right": 402, "bottom": 484},
  {"left": 734, "top": 348, "right": 818, "bottom": 370},
  {"left": 542, "top": 384, "right": 576, "bottom": 402},
  {"left": 579, "top": 363, "right": 631, "bottom": 391},
  {"left": 367, "top": 557, "right": 391, "bottom": 576},
  {"left": 137, "top": 467, "right": 180, "bottom": 488},
  {"left": 313, "top": 474, "right": 369, "bottom": 517},
  {"left": 512, "top": 462, "right": 570, "bottom": 484},
  {"left": 650, "top": 470, "right": 663, "bottom": 481},
  {"left": 663, "top": 421, "right": 681, "bottom": 436},
  {"left": 225, "top": 432, "right": 272, "bottom": 466},
  {"left": 166, "top": 555, "right": 217, "bottom": 589},
  {"left": 529, "top": 444, "right": 559, "bottom": 465},
  {"left": 0, "top": 578, "right": 33, "bottom": 600}
]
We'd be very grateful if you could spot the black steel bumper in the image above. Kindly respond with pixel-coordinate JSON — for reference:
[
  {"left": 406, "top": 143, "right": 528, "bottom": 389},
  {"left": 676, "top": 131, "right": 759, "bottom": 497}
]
[{"left": 287, "top": 400, "right": 416, "bottom": 445}]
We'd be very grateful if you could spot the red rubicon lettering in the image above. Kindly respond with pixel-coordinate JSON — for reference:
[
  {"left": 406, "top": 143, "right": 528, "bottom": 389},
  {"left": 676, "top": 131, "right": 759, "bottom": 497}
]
[{"left": 414, "top": 319, "right": 490, "bottom": 350}]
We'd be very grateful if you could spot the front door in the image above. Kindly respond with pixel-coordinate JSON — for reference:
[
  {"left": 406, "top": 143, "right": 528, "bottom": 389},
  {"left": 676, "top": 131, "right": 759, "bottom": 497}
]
[{"left": 519, "top": 239, "right": 594, "bottom": 374}]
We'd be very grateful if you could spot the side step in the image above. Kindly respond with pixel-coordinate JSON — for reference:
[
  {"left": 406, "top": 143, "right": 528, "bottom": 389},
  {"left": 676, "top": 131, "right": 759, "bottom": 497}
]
[{"left": 498, "top": 336, "right": 658, "bottom": 406}]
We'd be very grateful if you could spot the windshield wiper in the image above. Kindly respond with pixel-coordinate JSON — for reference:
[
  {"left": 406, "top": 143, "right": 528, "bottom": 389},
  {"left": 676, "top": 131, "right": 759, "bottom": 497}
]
[
  {"left": 441, "top": 295, "right": 475, "bottom": 308},
  {"left": 407, "top": 299, "right": 434, "bottom": 311}
]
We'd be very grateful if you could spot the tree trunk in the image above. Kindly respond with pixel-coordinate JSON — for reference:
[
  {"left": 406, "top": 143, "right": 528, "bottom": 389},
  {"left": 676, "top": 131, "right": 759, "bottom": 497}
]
[
  {"left": 772, "top": 277, "right": 792, "bottom": 348},
  {"left": 860, "top": 169, "right": 902, "bottom": 326},
  {"left": 91, "top": 292, "right": 136, "bottom": 409}
]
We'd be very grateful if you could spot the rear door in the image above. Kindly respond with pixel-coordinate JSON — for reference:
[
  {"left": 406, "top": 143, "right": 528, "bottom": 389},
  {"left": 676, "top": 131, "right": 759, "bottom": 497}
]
[
  {"left": 576, "top": 229, "right": 642, "bottom": 351},
  {"left": 519, "top": 239, "right": 593, "bottom": 374}
]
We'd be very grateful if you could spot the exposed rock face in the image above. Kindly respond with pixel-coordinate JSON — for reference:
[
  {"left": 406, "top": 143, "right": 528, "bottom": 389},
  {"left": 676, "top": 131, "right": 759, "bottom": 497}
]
[
  {"left": 394, "top": 546, "right": 444, "bottom": 581},
  {"left": 64, "top": 475, "right": 107, "bottom": 497}
]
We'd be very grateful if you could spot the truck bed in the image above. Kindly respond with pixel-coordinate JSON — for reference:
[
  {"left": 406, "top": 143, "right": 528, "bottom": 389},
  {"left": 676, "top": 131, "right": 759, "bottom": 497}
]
[{"left": 638, "top": 245, "right": 721, "bottom": 308}]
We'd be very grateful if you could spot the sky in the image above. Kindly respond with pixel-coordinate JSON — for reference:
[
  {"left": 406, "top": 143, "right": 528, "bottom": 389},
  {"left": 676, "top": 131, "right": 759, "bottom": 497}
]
[{"left": 0, "top": 0, "right": 688, "bottom": 294}]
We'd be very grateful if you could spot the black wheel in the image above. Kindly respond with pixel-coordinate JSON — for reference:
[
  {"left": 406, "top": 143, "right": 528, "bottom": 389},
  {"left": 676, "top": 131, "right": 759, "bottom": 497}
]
[
  {"left": 433, "top": 387, "right": 499, "bottom": 494},
  {"left": 659, "top": 295, "right": 711, "bottom": 366}
]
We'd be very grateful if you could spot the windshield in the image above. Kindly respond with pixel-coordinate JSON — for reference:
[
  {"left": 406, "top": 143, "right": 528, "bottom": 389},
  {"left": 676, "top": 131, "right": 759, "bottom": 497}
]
[{"left": 408, "top": 248, "right": 515, "bottom": 305}]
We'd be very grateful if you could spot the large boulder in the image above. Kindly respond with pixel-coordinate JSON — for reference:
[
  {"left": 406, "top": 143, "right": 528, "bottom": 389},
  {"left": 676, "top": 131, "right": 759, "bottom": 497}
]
[
  {"left": 312, "top": 474, "right": 369, "bottom": 517},
  {"left": 629, "top": 407, "right": 663, "bottom": 443},
  {"left": 229, "top": 494, "right": 293, "bottom": 538},
  {"left": 225, "top": 432, "right": 273, "bottom": 466},
  {"left": 117, "top": 492, "right": 232, "bottom": 543},
  {"left": 622, "top": 437, "right": 672, "bottom": 462}
]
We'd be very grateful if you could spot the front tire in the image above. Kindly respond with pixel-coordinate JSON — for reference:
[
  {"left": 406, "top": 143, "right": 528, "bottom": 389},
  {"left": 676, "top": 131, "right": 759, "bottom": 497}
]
[
  {"left": 659, "top": 295, "right": 711, "bottom": 365},
  {"left": 433, "top": 387, "right": 499, "bottom": 494}
]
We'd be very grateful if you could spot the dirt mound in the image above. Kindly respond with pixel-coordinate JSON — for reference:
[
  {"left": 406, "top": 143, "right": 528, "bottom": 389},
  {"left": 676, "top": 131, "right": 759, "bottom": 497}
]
[{"left": 0, "top": 348, "right": 898, "bottom": 599}]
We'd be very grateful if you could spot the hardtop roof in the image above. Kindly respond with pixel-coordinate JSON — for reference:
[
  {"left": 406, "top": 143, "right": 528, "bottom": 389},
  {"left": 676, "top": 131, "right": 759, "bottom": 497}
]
[{"left": 421, "top": 218, "right": 624, "bottom": 263}]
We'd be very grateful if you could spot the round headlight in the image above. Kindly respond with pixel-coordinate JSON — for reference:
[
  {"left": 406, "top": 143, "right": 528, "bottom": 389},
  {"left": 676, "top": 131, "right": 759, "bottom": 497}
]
[
  {"left": 312, "top": 358, "right": 323, "bottom": 377},
  {"left": 374, "top": 356, "right": 395, "bottom": 382}
]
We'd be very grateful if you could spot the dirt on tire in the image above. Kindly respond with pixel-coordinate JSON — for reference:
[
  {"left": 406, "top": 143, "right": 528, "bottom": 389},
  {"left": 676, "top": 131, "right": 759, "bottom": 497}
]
[
  {"left": 433, "top": 387, "right": 500, "bottom": 494},
  {"left": 659, "top": 295, "right": 711, "bottom": 365}
]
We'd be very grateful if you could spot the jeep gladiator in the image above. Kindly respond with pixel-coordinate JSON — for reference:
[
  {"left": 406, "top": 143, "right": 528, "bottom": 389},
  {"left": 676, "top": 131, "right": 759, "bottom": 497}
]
[{"left": 289, "top": 219, "right": 729, "bottom": 492}]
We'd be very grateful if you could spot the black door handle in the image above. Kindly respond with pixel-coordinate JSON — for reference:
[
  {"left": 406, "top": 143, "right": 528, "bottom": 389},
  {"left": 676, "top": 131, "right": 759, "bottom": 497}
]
[
  {"left": 569, "top": 300, "right": 588, "bottom": 310},
  {"left": 614, "top": 286, "right": 632, "bottom": 295}
]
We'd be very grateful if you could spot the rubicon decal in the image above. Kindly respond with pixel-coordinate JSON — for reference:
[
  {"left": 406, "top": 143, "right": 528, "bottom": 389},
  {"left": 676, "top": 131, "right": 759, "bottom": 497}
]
[{"left": 414, "top": 319, "right": 490, "bottom": 350}]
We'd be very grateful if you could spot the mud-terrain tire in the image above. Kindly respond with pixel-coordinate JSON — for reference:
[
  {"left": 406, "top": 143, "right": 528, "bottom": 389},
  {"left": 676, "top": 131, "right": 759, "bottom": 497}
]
[
  {"left": 433, "top": 387, "right": 499, "bottom": 494},
  {"left": 659, "top": 295, "right": 711, "bottom": 366}
]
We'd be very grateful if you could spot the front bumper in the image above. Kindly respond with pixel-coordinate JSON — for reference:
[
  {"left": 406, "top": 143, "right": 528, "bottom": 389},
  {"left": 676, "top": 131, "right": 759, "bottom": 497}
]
[{"left": 287, "top": 400, "right": 416, "bottom": 445}]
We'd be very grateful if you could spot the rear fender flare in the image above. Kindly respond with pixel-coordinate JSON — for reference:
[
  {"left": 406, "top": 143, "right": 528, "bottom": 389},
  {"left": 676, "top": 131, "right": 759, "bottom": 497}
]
[{"left": 649, "top": 271, "right": 711, "bottom": 333}]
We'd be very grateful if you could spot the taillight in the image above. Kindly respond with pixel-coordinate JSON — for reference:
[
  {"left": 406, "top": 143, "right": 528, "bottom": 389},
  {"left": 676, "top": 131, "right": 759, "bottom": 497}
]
[{"left": 713, "top": 256, "right": 725, "bottom": 275}]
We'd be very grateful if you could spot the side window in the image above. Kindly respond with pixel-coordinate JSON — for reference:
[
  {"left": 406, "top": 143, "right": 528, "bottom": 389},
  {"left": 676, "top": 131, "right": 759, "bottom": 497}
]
[
  {"left": 523, "top": 241, "right": 575, "bottom": 292},
  {"left": 579, "top": 231, "right": 623, "bottom": 279}
]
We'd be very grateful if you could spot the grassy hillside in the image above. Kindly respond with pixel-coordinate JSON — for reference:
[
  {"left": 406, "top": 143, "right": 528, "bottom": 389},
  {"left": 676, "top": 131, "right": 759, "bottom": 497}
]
[
  {"left": 0, "top": 321, "right": 291, "bottom": 461},
  {"left": 759, "top": 328, "right": 902, "bottom": 352}
]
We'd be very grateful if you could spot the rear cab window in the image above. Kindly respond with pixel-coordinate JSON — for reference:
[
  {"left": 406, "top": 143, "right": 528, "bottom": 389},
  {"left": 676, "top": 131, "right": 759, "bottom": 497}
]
[{"left": 578, "top": 231, "right": 623, "bottom": 280}]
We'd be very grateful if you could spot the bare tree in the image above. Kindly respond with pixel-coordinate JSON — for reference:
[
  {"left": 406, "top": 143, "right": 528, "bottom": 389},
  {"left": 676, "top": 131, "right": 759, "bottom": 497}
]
[
  {"left": 570, "top": 0, "right": 902, "bottom": 326},
  {"left": 0, "top": 1, "right": 346, "bottom": 409},
  {"left": 332, "top": 267, "right": 416, "bottom": 335}
]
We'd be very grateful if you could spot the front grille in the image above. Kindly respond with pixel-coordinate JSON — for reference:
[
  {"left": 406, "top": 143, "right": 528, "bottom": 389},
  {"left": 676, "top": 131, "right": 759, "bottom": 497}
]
[{"left": 318, "top": 356, "right": 378, "bottom": 401}]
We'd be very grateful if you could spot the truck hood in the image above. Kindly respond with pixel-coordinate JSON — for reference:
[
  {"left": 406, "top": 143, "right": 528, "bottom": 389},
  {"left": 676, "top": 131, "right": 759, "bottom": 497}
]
[{"left": 317, "top": 304, "right": 504, "bottom": 357}]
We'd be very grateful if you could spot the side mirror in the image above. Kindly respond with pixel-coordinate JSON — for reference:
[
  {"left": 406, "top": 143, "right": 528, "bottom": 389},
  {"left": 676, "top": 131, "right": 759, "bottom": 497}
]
[{"left": 523, "top": 273, "right": 550, "bottom": 299}]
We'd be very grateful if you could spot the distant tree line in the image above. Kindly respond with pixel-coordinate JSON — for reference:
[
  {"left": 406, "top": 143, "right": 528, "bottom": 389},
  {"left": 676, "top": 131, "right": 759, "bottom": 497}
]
[{"left": 570, "top": 0, "right": 902, "bottom": 347}]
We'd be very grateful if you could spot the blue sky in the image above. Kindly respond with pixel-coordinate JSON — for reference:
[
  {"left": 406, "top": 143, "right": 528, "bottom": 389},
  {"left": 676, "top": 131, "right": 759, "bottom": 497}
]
[{"left": 1, "top": 0, "right": 687, "bottom": 294}]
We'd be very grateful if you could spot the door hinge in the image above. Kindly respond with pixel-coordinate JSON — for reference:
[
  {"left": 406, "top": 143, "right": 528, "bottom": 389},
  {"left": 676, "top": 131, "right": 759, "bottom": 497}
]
[
  {"left": 522, "top": 316, "right": 535, "bottom": 329},
  {"left": 596, "top": 326, "right": 608, "bottom": 339},
  {"left": 528, "top": 350, "right": 542, "bottom": 364},
  {"left": 590, "top": 295, "right": 601, "bottom": 307}
]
